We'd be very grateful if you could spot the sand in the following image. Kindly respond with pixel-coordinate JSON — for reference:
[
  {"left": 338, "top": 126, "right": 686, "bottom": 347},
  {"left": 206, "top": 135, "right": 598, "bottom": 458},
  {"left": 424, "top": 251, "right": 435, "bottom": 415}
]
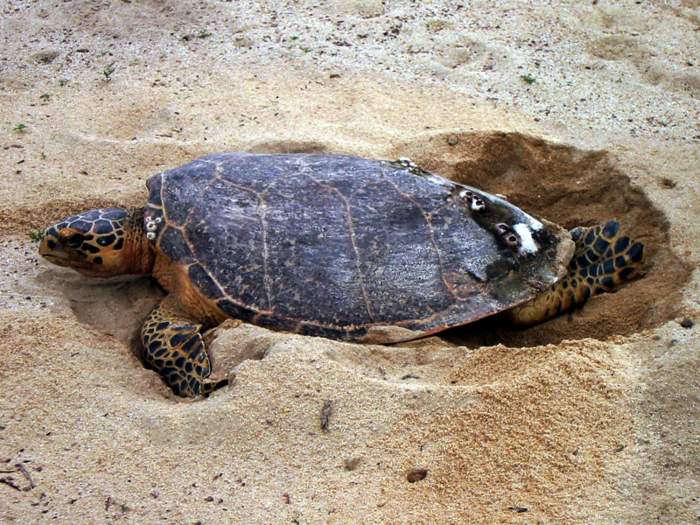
[{"left": 1, "top": 0, "right": 699, "bottom": 523}]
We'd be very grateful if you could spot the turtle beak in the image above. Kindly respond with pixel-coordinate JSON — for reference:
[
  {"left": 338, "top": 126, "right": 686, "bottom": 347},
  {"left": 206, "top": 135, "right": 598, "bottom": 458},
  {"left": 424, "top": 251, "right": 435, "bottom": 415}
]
[
  {"left": 40, "top": 231, "right": 62, "bottom": 257},
  {"left": 39, "top": 229, "right": 72, "bottom": 266},
  {"left": 39, "top": 236, "right": 70, "bottom": 266}
]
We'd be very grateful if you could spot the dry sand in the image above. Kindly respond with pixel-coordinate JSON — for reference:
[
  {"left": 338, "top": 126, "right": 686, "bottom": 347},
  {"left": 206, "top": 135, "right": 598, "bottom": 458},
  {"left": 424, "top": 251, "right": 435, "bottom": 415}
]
[{"left": 1, "top": 0, "right": 699, "bottom": 523}]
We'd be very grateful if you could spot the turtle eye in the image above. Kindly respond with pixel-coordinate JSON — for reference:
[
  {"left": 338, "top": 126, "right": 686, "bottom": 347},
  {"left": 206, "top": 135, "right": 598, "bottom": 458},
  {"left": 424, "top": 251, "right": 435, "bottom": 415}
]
[{"left": 65, "top": 233, "right": 85, "bottom": 248}]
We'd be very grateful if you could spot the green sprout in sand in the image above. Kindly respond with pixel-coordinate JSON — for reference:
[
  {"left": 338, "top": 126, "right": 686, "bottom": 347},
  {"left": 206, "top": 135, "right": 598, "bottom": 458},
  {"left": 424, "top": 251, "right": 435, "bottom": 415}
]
[
  {"left": 103, "top": 62, "right": 117, "bottom": 81},
  {"left": 521, "top": 74, "right": 536, "bottom": 85},
  {"left": 27, "top": 229, "right": 45, "bottom": 242}
]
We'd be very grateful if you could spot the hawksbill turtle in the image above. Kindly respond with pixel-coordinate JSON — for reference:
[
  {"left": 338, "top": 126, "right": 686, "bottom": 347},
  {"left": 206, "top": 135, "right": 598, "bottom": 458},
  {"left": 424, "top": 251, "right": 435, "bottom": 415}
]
[{"left": 40, "top": 153, "right": 644, "bottom": 397}]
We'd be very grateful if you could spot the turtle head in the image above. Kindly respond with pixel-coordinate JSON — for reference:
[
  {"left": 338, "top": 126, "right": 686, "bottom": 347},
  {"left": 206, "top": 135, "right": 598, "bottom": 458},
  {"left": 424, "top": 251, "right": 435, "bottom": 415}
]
[{"left": 40, "top": 207, "right": 154, "bottom": 277}]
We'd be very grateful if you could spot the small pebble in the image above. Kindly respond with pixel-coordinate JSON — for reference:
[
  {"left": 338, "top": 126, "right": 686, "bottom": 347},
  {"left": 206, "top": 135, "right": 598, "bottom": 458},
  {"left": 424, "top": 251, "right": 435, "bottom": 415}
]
[
  {"left": 680, "top": 318, "right": 694, "bottom": 328},
  {"left": 344, "top": 457, "right": 362, "bottom": 471}
]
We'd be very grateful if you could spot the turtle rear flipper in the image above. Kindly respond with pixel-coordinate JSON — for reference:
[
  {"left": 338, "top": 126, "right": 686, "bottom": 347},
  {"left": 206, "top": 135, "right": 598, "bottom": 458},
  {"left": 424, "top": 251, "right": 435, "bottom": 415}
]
[
  {"left": 506, "top": 221, "right": 644, "bottom": 326},
  {"left": 141, "top": 296, "right": 228, "bottom": 397}
]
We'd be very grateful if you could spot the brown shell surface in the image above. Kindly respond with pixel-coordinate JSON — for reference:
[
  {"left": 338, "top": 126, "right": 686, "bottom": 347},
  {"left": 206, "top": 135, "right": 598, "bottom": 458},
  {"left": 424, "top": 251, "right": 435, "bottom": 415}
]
[{"left": 144, "top": 153, "right": 572, "bottom": 343}]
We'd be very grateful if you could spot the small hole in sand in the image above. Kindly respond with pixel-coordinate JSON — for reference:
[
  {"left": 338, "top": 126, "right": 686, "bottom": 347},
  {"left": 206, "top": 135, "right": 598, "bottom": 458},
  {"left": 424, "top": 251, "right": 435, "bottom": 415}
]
[{"left": 661, "top": 177, "right": 677, "bottom": 189}]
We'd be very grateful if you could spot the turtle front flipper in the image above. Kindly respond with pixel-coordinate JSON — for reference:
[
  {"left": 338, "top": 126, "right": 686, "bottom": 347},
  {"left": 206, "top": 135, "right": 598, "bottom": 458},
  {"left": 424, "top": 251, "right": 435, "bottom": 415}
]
[
  {"left": 142, "top": 296, "right": 228, "bottom": 397},
  {"left": 506, "top": 221, "right": 644, "bottom": 326}
]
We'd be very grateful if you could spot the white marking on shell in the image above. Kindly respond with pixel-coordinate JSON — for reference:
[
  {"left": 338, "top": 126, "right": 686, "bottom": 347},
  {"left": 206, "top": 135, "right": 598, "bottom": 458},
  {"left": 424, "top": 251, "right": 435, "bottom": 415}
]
[
  {"left": 471, "top": 198, "right": 485, "bottom": 211},
  {"left": 146, "top": 232, "right": 156, "bottom": 241},
  {"left": 514, "top": 223, "right": 538, "bottom": 254},
  {"left": 146, "top": 222, "right": 158, "bottom": 232},
  {"left": 154, "top": 217, "right": 162, "bottom": 223},
  {"left": 529, "top": 217, "right": 544, "bottom": 231}
]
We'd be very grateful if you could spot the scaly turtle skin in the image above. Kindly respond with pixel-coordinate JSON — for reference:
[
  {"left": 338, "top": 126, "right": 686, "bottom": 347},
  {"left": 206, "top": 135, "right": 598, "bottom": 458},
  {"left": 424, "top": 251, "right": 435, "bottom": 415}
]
[{"left": 40, "top": 153, "right": 644, "bottom": 397}]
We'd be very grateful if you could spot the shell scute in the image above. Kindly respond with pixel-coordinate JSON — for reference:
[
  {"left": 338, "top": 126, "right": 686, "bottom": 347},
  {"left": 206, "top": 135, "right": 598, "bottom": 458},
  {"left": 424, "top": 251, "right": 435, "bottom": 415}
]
[
  {"left": 263, "top": 171, "right": 371, "bottom": 325},
  {"left": 188, "top": 263, "right": 225, "bottom": 300},
  {"left": 350, "top": 178, "right": 453, "bottom": 322},
  {"left": 159, "top": 226, "right": 195, "bottom": 265},
  {"left": 217, "top": 299, "right": 258, "bottom": 323},
  {"left": 219, "top": 153, "right": 294, "bottom": 193},
  {"left": 161, "top": 160, "right": 217, "bottom": 226},
  {"left": 185, "top": 177, "right": 268, "bottom": 311}
]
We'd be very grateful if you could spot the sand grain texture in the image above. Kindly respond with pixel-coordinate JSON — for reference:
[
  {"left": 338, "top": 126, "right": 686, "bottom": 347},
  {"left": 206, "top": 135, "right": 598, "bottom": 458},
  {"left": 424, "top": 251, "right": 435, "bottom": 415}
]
[{"left": 1, "top": 1, "right": 699, "bottom": 523}]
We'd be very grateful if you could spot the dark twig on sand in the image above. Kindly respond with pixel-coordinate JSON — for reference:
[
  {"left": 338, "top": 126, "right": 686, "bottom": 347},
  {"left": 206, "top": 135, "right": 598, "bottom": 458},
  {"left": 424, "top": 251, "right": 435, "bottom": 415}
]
[
  {"left": 0, "top": 477, "right": 22, "bottom": 491},
  {"left": 321, "top": 399, "right": 333, "bottom": 433},
  {"left": 15, "top": 464, "right": 35, "bottom": 488}
]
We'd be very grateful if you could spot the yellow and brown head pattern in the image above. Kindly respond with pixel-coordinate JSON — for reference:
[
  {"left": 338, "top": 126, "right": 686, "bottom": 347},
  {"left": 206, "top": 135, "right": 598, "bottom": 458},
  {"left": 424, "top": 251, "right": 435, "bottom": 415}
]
[{"left": 40, "top": 207, "right": 151, "bottom": 277}]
